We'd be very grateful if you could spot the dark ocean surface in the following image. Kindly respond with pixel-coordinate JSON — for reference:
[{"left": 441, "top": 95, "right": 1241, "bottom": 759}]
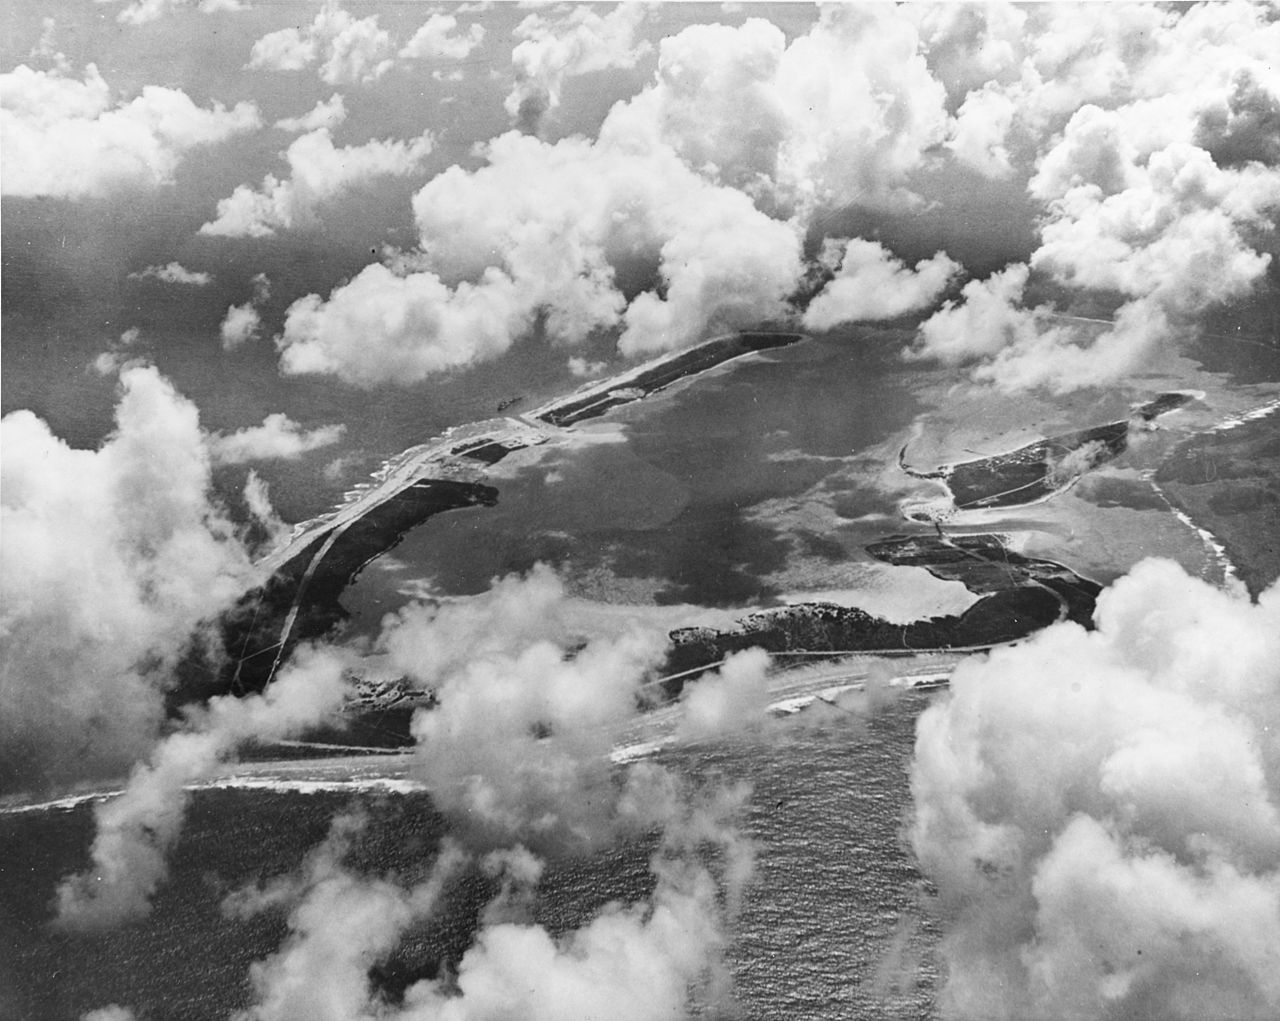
[{"left": 0, "top": 691, "right": 941, "bottom": 1021}]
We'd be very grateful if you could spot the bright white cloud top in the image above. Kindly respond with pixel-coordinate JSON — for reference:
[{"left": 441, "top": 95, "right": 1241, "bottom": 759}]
[
  {"left": 200, "top": 127, "right": 433, "bottom": 237},
  {"left": 0, "top": 63, "right": 259, "bottom": 198}
]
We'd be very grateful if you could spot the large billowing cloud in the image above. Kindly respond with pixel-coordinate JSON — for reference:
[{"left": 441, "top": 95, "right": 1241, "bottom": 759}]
[
  {"left": 505, "top": 2, "right": 651, "bottom": 130},
  {"left": 0, "top": 63, "right": 259, "bottom": 198},
  {"left": 200, "top": 126, "right": 432, "bottom": 237},
  {"left": 907, "top": 1, "right": 1280, "bottom": 392},
  {"left": 911, "top": 560, "right": 1280, "bottom": 1020},
  {"left": 248, "top": 2, "right": 394, "bottom": 85},
  {"left": 0, "top": 366, "right": 259, "bottom": 791},
  {"left": 276, "top": 127, "right": 803, "bottom": 385},
  {"left": 607, "top": 7, "right": 950, "bottom": 215}
]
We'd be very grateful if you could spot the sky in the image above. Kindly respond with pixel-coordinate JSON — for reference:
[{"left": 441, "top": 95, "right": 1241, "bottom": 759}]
[{"left": 3, "top": 2, "right": 1280, "bottom": 1019}]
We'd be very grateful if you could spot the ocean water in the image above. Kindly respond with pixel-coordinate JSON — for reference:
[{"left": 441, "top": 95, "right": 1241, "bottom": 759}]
[
  {"left": 335, "top": 328, "right": 934, "bottom": 634},
  {"left": 0, "top": 691, "right": 940, "bottom": 1021}
]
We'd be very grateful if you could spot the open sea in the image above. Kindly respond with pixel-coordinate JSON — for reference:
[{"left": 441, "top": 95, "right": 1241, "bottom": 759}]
[{"left": 1, "top": 691, "right": 941, "bottom": 1021}]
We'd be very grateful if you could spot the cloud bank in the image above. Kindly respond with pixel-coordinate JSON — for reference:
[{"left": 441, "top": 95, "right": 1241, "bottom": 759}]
[
  {"left": 909, "top": 1, "right": 1280, "bottom": 391},
  {"left": 911, "top": 559, "right": 1280, "bottom": 1020}
]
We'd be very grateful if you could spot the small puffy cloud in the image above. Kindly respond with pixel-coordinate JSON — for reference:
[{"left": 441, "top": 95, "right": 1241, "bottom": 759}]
[
  {"left": 242, "top": 469, "right": 290, "bottom": 552},
  {"left": 206, "top": 413, "right": 346, "bottom": 465},
  {"left": 92, "top": 326, "right": 148, "bottom": 376},
  {"left": 128, "top": 261, "right": 212, "bottom": 286},
  {"left": 505, "top": 2, "right": 651, "bottom": 130},
  {"left": 30, "top": 16, "right": 58, "bottom": 60},
  {"left": 0, "top": 63, "right": 259, "bottom": 198},
  {"left": 567, "top": 356, "right": 606, "bottom": 378},
  {"left": 220, "top": 302, "right": 261, "bottom": 349},
  {"left": 399, "top": 13, "right": 484, "bottom": 62},
  {"left": 676, "top": 647, "right": 771, "bottom": 744},
  {"left": 200, "top": 127, "right": 432, "bottom": 237},
  {"left": 0, "top": 366, "right": 258, "bottom": 792},
  {"left": 274, "top": 93, "right": 346, "bottom": 133},
  {"left": 248, "top": 2, "right": 394, "bottom": 85},
  {"left": 803, "top": 239, "right": 959, "bottom": 331},
  {"left": 911, "top": 560, "right": 1280, "bottom": 1020},
  {"left": 80, "top": 1008, "right": 137, "bottom": 1021}
]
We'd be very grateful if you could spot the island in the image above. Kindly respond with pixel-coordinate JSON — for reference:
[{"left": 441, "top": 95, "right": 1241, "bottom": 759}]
[{"left": 900, "top": 391, "right": 1200, "bottom": 521}]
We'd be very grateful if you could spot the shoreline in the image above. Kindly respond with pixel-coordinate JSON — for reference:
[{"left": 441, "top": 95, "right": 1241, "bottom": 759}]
[{"left": 224, "top": 331, "right": 808, "bottom": 690}]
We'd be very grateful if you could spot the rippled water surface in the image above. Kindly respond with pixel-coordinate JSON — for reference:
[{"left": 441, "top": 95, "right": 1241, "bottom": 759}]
[{"left": 1, "top": 692, "right": 941, "bottom": 1021}]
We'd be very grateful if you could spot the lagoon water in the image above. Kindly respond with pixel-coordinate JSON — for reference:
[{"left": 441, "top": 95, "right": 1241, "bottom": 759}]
[{"left": 1, "top": 692, "right": 940, "bottom": 1021}]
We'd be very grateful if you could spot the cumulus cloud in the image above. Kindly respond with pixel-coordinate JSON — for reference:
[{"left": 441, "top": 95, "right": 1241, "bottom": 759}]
[
  {"left": 207, "top": 413, "right": 346, "bottom": 465},
  {"left": 400, "top": 13, "right": 485, "bottom": 63},
  {"left": 803, "top": 239, "right": 959, "bottom": 331},
  {"left": 910, "top": 264, "right": 1051, "bottom": 366},
  {"left": 127, "top": 261, "right": 212, "bottom": 286},
  {"left": 220, "top": 272, "right": 271, "bottom": 349},
  {"left": 55, "top": 646, "right": 351, "bottom": 930},
  {"left": 911, "top": 559, "right": 1280, "bottom": 1020},
  {"left": 0, "top": 366, "right": 258, "bottom": 792},
  {"left": 200, "top": 126, "right": 432, "bottom": 237},
  {"left": 220, "top": 302, "right": 262, "bottom": 349},
  {"left": 505, "top": 2, "right": 651, "bottom": 130},
  {"left": 97, "top": 0, "right": 246, "bottom": 26},
  {"left": 92, "top": 326, "right": 148, "bottom": 375},
  {"left": 605, "top": 7, "right": 949, "bottom": 214},
  {"left": 276, "top": 127, "right": 802, "bottom": 385},
  {"left": 274, "top": 93, "right": 346, "bottom": 133},
  {"left": 903, "top": 2, "right": 1280, "bottom": 391},
  {"left": 675, "top": 647, "right": 771, "bottom": 744},
  {"left": 0, "top": 62, "right": 259, "bottom": 198},
  {"left": 248, "top": 2, "right": 393, "bottom": 85},
  {"left": 369, "top": 566, "right": 672, "bottom": 851}
]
